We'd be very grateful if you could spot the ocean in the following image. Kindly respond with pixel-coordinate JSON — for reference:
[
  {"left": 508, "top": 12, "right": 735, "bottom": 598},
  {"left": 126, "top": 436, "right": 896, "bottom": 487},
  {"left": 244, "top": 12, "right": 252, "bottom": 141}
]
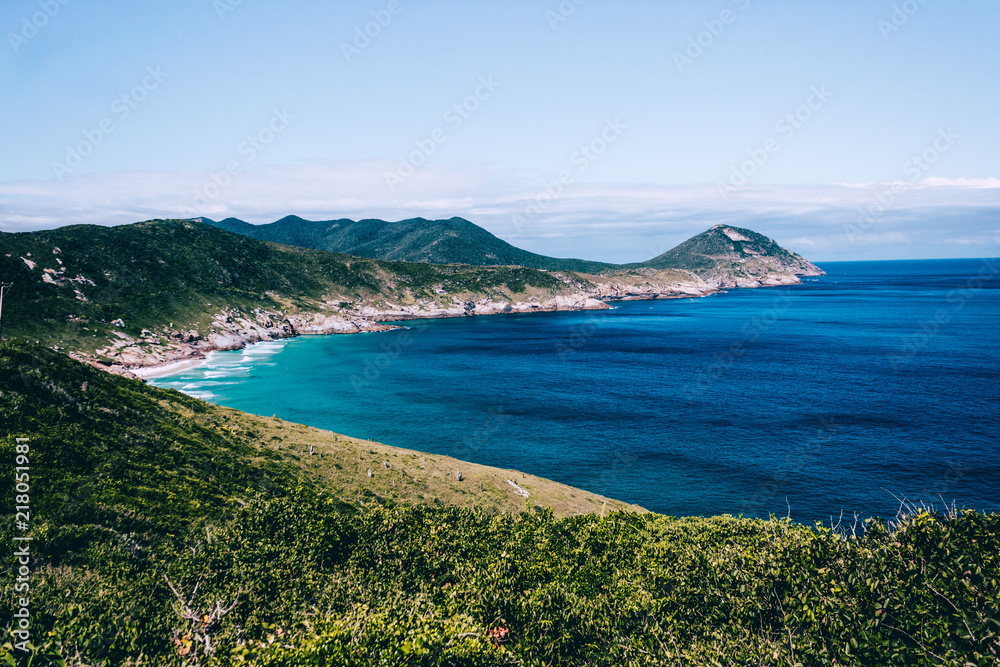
[{"left": 150, "top": 258, "right": 1000, "bottom": 523}]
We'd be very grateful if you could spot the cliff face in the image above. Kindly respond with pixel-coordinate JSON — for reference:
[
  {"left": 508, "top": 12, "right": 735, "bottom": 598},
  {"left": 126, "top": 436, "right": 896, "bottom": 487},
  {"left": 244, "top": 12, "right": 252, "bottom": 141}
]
[{"left": 640, "top": 224, "right": 824, "bottom": 288}]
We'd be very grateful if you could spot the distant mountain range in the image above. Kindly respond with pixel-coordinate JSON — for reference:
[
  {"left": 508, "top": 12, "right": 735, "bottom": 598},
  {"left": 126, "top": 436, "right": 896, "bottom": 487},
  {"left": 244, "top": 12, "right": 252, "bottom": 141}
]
[
  {"left": 200, "top": 216, "right": 823, "bottom": 283},
  {"left": 202, "top": 215, "right": 617, "bottom": 273}
]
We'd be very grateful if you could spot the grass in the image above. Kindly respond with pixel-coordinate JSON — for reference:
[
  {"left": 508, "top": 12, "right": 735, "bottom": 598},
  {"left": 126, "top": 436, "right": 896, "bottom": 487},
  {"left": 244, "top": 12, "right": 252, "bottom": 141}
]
[{"left": 179, "top": 405, "right": 645, "bottom": 518}]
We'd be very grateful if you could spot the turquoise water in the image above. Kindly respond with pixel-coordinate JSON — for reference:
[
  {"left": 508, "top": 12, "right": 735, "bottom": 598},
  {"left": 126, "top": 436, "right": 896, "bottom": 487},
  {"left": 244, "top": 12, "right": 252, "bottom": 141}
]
[{"left": 151, "top": 259, "right": 1000, "bottom": 522}]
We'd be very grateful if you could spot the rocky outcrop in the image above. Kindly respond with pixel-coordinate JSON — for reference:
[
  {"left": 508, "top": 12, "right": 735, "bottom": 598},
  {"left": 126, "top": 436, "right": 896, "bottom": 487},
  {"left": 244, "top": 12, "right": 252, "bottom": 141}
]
[
  {"left": 356, "top": 294, "right": 610, "bottom": 321},
  {"left": 92, "top": 307, "right": 398, "bottom": 376},
  {"left": 95, "top": 294, "right": 614, "bottom": 376},
  {"left": 587, "top": 269, "right": 717, "bottom": 301},
  {"left": 285, "top": 312, "right": 395, "bottom": 335}
]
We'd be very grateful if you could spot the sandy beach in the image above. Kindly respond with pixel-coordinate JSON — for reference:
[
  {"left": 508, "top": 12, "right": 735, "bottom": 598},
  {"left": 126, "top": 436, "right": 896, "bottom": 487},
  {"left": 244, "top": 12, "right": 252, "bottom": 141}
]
[{"left": 131, "top": 356, "right": 209, "bottom": 379}]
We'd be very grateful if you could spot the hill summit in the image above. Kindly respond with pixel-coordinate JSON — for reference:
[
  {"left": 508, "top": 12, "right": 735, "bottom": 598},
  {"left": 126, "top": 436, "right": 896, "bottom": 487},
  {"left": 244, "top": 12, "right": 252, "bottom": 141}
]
[{"left": 636, "top": 224, "right": 824, "bottom": 286}]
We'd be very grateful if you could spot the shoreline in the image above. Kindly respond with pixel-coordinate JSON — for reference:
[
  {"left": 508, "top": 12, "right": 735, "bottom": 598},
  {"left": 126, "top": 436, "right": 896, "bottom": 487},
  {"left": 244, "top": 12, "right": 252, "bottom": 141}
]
[
  {"left": 131, "top": 356, "right": 211, "bottom": 379},
  {"left": 99, "top": 276, "right": 817, "bottom": 379}
]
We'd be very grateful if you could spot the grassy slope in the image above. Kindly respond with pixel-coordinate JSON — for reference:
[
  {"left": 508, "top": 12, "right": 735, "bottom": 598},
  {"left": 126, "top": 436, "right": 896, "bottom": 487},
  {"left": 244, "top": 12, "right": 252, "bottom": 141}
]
[
  {"left": 0, "top": 219, "right": 581, "bottom": 355},
  {"left": 206, "top": 216, "right": 617, "bottom": 274},
  {"left": 0, "top": 342, "right": 642, "bottom": 531}
]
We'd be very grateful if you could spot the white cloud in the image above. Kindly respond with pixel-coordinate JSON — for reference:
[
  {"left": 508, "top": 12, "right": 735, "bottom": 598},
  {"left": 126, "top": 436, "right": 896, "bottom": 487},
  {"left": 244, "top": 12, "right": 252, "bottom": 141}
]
[
  {"left": 919, "top": 177, "right": 1000, "bottom": 189},
  {"left": 1, "top": 162, "right": 998, "bottom": 262}
]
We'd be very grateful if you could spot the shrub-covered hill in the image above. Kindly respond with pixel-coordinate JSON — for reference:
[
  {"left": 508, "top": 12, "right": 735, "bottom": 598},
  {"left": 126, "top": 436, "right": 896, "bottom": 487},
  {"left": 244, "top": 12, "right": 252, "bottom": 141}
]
[
  {"left": 3, "top": 344, "right": 999, "bottom": 666},
  {"left": 0, "top": 218, "right": 583, "bottom": 356},
  {"left": 206, "top": 215, "right": 617, "bottom": 274},
  {"left": 634, "top": 224, "right": 824, "bottom": 283}
]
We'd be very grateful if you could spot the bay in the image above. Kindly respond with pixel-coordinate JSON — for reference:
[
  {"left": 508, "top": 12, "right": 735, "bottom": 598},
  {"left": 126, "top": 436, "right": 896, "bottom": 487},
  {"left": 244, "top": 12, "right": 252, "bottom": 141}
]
[{"left": 150, "top": 258, "right": 1000, "bottom": 523}]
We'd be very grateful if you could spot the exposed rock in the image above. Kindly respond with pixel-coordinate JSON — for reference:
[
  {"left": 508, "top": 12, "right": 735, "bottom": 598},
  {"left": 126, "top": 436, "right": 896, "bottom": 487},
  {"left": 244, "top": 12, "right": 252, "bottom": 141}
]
[
  {"left": 507, "top": 479, "right": 530, "bottom": 498},
  {"left": 285, "top": 312, "right": 394, "bottom": 335}
]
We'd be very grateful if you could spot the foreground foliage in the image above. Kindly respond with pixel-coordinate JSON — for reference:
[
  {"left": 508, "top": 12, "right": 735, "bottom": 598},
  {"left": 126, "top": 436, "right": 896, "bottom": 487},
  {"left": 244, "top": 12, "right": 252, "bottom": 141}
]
[{"left": 3, "top": 499, "right": 998, "bottom": 666}]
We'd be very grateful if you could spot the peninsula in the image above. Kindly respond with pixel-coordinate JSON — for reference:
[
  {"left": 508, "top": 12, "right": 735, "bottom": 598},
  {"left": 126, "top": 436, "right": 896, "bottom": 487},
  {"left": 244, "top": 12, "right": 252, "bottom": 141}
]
[{"left": 0, "top": 218, "right": 821, "bottom": 376}]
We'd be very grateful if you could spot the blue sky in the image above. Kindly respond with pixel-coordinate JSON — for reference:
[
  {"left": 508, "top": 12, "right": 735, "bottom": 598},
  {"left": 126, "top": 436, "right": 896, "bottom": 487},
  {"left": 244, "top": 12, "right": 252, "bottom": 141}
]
[{"left": 1, "top": 0, "right": 998, "bottom": 261}]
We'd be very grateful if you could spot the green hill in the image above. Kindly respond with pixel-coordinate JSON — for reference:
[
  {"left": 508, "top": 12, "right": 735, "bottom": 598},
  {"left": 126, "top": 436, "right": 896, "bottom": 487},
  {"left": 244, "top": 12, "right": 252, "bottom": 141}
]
[
  {"left": 634, "top": 224, "right": 824, "bottom": 283},
  {"left": 2, "top": 342, "right": 997, "bottom": 666},
  {"left": 204, "top": 215, "right": 616, "bottom": 273},
  {"left": 0, "top": 218, "right": 591, "bottom": 363},
  {"left": 202, "top": 216, "right": 825, "bottom": 284}
]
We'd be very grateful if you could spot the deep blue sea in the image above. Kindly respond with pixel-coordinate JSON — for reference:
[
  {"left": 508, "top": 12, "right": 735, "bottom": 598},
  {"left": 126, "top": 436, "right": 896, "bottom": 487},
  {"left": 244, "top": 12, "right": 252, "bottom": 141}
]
[{"left": 151, "top": 259, "right": 1000, "bottom": 523}]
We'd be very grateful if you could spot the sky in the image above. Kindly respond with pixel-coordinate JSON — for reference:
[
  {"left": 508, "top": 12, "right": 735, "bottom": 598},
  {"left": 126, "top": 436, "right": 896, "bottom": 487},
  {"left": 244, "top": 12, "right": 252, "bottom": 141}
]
[{"left": 1, "top": 0, "right": 998, "bottom": 262}]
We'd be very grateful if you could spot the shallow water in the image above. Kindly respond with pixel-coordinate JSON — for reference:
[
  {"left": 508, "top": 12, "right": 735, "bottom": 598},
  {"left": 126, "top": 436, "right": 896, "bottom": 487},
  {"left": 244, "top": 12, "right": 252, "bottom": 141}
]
[{"left": 151, "top": 258, "right": 1000, "bottom": 522}]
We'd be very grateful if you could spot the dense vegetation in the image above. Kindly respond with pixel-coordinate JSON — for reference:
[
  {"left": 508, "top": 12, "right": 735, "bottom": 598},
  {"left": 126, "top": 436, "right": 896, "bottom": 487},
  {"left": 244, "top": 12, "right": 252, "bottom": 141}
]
[
  {"left": 2, "top": 343, "right": 998, "bottom": 666},
  {"left": 205, "top": 216, "right": 617, "bottom": 274},
  {"left": 0, "top": 219, "right": 573, "bottom": 354}
]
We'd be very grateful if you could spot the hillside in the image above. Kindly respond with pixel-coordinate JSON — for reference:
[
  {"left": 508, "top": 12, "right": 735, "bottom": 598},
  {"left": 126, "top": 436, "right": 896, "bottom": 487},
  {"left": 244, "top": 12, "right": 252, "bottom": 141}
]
[
  {"left": 0, "top": 342, "right": 642, "bottom": 529},
  {"left": 205, "top": 215, "right": 616, "bottom": 273},
  {"left": 636, "top": 223, "right": 824, "bottom": 286},
  {"left": 0, "top": 219, "right": 610, "bottom": 374},
  {"left": 2, "top": 342, "right": 997, "bottom": 665},
  {"left": 0, "top": 218, "right": 823, "bottom": 376}
]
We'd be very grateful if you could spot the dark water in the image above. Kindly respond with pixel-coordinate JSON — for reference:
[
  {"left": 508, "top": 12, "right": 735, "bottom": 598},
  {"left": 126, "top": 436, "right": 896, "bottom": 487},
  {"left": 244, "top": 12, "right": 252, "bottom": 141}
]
[{"left": 151, "top": 259, "right": 1000, "bottom": 522}]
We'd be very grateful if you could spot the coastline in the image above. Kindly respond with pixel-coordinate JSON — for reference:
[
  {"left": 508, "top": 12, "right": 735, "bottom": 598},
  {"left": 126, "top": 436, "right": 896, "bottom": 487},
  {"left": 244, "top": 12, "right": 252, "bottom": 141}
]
[
  {"left": 131, "top": 355, "right": 211, "bottom": 379},
  {"left": 127, "top": 279, "right": 803, "bottom": 380},
  {"left": 88, "top": 266, "right": 822, "bottom": 379}
]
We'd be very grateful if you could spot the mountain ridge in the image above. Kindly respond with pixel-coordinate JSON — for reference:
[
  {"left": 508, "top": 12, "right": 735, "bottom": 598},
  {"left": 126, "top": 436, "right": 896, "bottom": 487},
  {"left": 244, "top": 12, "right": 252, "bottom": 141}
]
[
  {"left": 203, "top": 215, "right": 618, "bottom": 274},
  {"left": 200, "top": 215, "right": 824, "bottom": 283}
]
